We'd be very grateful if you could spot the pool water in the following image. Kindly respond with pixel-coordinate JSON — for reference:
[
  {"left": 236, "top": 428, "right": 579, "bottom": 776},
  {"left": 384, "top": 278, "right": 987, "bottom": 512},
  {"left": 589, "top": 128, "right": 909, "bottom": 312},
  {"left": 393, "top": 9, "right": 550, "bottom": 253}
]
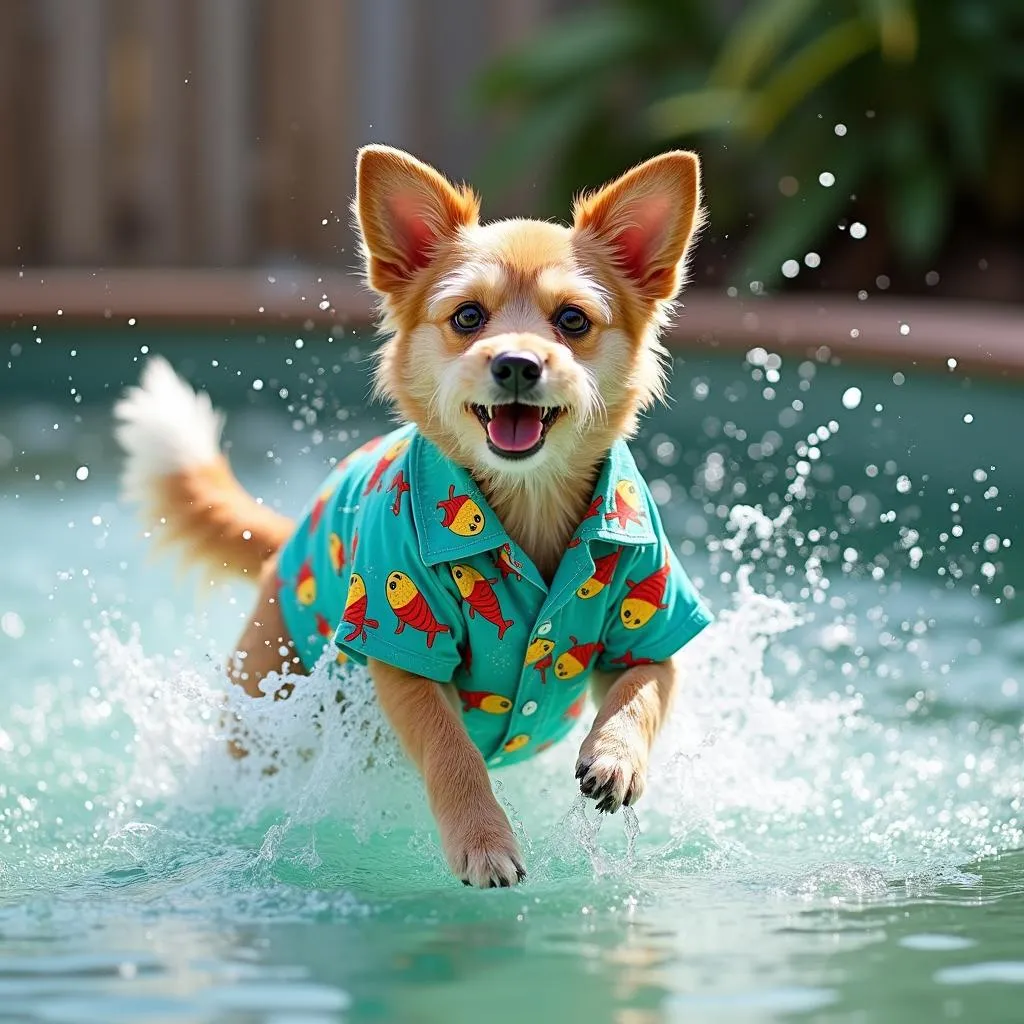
[{"left": 1, "top": 330, "right": 1023, "bottom": 1023}]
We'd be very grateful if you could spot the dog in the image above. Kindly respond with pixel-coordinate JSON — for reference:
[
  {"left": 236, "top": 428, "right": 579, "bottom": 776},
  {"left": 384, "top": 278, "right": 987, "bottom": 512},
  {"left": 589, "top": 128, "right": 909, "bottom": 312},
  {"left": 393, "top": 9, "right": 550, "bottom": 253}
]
[{"left": 114, "top": 145, "right": 712, "bottom": 888}]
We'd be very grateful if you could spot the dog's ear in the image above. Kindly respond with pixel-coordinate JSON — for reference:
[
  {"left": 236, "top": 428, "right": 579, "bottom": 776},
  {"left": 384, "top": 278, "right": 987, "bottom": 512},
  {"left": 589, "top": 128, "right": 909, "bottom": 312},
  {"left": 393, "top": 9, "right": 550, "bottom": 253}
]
[
  {"left": 355, "top": 146, "right": 480, "bottom": 294},
  {"left": 572, "top": 151, "right": 703, "bottom": 303}
]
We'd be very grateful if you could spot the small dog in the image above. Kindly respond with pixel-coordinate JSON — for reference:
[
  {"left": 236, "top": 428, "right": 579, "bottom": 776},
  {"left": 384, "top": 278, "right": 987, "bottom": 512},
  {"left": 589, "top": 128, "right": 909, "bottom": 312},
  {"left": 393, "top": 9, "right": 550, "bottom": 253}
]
[{"left": 115, "top": 145, "right": 712, "bottom": 887}]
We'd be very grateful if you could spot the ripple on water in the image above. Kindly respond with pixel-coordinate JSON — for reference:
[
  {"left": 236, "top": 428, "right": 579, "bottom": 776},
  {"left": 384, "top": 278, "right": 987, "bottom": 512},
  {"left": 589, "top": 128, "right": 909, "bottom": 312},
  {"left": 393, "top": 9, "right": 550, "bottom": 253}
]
[
  {"left": 935, "top": 962, "right": 1024, "bottom": 985},
  {"left": 900, "top": 934, "right": 977, "bottom": 952}
]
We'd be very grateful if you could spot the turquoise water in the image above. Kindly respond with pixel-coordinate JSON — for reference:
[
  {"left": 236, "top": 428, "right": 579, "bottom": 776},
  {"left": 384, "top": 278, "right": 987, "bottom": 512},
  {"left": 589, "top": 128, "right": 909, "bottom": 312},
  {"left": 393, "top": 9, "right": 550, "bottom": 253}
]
[{"left": 1, "top": 330, "right": 1023, "bottom": 1022}]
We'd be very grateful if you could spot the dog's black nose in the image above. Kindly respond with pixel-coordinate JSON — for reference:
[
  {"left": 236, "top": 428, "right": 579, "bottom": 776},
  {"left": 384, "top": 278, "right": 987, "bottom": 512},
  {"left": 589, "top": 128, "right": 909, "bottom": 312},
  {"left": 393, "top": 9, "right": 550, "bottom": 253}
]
[{"left": 491, "top": 352, "right": 542, "bottom": 394}]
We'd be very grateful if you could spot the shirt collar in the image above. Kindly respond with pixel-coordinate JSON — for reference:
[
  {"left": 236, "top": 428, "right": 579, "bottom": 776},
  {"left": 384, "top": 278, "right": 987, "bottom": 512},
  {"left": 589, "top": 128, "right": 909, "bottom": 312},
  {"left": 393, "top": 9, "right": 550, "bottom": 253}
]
[
  {"left": 411, "top": 433, "right": 510, "bottom": 567},
  {"left": 409, "top": 432, "right": 656, "bottom": 568},
  {"left": 571, "top": 439, "right": 657, "bottom": 548}
]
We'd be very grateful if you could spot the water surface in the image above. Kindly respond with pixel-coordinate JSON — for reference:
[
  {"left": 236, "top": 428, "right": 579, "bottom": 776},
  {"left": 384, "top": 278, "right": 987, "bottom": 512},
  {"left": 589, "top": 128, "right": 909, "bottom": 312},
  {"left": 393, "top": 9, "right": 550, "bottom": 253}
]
[{"left": 1, "top": 331, "right": 1022, "bottom": 1022}]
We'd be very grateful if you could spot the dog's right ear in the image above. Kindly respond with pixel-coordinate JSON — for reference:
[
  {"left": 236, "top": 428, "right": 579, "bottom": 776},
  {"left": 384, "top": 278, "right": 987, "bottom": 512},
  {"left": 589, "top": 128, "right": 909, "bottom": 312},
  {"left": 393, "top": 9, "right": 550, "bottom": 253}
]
[{"left": 355, "top": 146, "right": 480, "bottom": 295}]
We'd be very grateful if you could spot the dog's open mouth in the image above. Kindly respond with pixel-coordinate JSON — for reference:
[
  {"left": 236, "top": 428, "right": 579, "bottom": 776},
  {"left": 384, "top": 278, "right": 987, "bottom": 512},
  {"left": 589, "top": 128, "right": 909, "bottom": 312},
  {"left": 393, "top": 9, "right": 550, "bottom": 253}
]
[{"left": 470, "top": 403, "right": 563, "bottom": 459}]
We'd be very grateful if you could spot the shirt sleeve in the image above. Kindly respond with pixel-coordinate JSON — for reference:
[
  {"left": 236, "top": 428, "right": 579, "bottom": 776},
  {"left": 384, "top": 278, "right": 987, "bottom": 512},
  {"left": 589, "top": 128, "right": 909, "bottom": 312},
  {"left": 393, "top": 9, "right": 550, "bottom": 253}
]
[
  {"left": 333, "top": 499, "right": 465, "bottom": 683},
  {"left": 597, "top": 530, "right": 712, "bottom": 671}
]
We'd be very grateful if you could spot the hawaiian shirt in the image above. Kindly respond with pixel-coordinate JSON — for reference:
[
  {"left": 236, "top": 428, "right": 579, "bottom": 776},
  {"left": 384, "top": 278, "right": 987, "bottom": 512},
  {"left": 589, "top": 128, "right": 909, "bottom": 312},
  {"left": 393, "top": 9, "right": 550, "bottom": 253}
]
[{"left": 276, "top": 423, "right": 712, "bottom": 767}]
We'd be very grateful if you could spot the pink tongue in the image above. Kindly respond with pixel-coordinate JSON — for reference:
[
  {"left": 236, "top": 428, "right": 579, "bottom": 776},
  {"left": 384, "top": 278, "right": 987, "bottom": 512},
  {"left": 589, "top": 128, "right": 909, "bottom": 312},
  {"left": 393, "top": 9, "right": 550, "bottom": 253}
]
[{"left": 487, "top": 405, "right": 544, "bottom": 453}]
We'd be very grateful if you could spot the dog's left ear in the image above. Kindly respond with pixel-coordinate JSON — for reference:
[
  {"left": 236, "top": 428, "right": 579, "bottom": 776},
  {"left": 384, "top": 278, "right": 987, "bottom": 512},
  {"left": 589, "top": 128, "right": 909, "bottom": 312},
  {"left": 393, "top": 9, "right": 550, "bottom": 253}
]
[
  {"left": 572, "top": 151, "right": 702, "bottom": 303},
  {"left": 355, "top": 145, "right": 480, "bottom": 295}
]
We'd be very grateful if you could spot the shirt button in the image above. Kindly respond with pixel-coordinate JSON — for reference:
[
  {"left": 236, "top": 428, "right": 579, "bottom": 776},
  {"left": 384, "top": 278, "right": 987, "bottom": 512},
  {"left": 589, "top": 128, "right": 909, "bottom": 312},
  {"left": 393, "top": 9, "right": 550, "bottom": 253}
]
[
  {"left": 521, "top": 700, "right": 538, "bottom": 717},
  {"left": 537, "top": 620, "right": 553, "bottom": 636}
]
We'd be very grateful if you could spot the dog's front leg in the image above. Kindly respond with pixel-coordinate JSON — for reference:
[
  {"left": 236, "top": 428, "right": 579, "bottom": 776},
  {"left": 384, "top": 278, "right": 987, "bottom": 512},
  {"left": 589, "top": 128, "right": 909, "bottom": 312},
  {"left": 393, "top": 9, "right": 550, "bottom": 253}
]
[
  {"left": 369, "top": 659, "right": 526, "bottom": 887},
  {"left": 576, "top": 659, "right": 677, "bottom": 813}
]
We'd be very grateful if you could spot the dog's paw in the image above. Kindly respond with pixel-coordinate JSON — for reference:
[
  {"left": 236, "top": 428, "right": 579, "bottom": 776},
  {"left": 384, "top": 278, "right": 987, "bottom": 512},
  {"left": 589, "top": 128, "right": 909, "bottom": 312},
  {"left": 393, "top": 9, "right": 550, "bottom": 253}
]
[
  {"left": 440, "top": 811, "right": 526, "bottom": 888},
  {"left": 575, "top": 726, "right": 647, "bottom": 814}
]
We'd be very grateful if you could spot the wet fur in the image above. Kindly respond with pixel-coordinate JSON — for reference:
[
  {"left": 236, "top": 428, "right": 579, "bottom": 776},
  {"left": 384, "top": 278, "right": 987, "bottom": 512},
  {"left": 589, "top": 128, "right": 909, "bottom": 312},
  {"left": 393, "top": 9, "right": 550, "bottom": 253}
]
[{"left": 115, "top": 145, "right": 703, "bottom": 887}]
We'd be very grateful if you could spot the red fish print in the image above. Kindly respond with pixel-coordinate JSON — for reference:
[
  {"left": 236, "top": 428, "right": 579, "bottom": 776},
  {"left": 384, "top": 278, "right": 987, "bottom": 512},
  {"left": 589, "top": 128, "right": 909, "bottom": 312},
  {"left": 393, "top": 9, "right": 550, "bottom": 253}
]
[
  {"left": 436, "top": 485, "right": 486, "bottom": 537},
  {"left": 328, "top": 532, "right": 345, "bottom": 574},
  {"left": 563, "top": 692, "right": 588, "bottom": 722},
  {"left": 535, "top": 652, "right": 553, "bottom": 684},
  {"left": 309, "top": 482, "right": 334, "bottom": 533},
  {"left": 604, "top": 479, "right": 646, "bottom": 531},
  {"left": 554, "top": 636, "right": 606, "bottom": 680},
  {"left": 568, "top": 495, "right": 604, "bottom": 548},
  {"left": 576, "top": 547, "right": 623, "bottom": 599},
  {"left": 352, "top": 435, "right": 385, "bottom": 458},
  {"left": 341, "top": 573, "right": 379, "bottom": 643},
  {"left": 334, "top": 436, "right": 383, "bottom": 476},
  {"left": 458, "top": 689, "right": 513, "bottom": 714},
  {"left": 363, "top": 437, "right": 410, "bottom": 495},
  {"left": 315, "top": 612, "right": 334, "bottom": 639},
  {"left": 609, "top": 650, "right": 656, "bottom": 668},
  {"left": 387, "top": 469, "right": 410, "bottom": 516},
  {"left": 450, "top": 564, "right": 514, "bottom": 640},
  {"left": 385, "top": 571, "right": 451, "bottom": 649},
  {"left": 525, "top": 637, "right": 555, "bottom": 684},
  {"left": 620, "top": 555, "right": 671, "bottom": 630},
  {"left": 295, "top": 561, "right": 316, "bottom": 606},
  {"left": 493, "top": 543, "right": 523, "bottom": 582}
]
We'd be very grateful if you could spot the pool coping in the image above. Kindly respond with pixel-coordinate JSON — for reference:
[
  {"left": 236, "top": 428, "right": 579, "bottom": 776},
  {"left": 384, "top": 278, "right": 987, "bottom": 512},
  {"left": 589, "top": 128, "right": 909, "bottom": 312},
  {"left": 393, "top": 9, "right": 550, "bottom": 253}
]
[{"left": 2, "top": 269, "right": 1022, "bottom": 379}]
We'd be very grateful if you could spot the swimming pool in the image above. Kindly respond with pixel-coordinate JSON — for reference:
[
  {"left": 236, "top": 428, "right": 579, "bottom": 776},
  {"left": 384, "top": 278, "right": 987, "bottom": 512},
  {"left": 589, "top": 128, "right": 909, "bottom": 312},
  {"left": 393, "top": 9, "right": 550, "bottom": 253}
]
[{"left": 1, "top": 327, "right": 1022, "bottom": 1022}]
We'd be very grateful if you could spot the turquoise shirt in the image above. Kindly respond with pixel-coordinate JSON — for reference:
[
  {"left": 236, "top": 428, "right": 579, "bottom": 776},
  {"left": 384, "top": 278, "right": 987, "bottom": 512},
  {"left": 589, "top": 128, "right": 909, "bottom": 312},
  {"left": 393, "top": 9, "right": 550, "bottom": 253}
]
[{"left": 276, "top": 424, "right": 712, "bottom": 767}]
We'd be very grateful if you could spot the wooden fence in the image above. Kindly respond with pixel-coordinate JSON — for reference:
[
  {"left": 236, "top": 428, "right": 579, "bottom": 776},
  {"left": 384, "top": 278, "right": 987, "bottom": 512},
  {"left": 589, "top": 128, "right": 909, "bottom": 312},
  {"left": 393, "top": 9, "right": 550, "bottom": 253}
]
[{"left": 0, "top": 0, "right": 555, "bottom": 268}]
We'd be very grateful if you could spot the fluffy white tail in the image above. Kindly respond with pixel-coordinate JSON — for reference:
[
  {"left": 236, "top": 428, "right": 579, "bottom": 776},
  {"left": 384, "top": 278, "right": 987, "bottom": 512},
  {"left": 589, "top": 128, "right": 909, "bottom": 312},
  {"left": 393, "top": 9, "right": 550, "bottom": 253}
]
[{"left": 114, "top": 357, "right": 293, "bottom": 579}]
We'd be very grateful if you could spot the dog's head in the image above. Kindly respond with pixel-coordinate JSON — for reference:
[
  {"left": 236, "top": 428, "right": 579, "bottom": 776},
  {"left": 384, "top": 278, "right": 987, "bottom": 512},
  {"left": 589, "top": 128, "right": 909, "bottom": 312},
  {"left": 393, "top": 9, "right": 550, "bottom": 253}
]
[{"left": 354, "top": 146, "right": 703, "bottom": 487}]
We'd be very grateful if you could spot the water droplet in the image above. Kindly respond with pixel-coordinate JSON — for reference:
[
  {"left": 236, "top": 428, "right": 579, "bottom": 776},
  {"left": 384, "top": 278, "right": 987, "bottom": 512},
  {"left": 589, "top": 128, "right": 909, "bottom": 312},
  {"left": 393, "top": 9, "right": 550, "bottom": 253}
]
[
  {"left": 75, "top": 466, "right": 89, "bottom": 481},
  {"left": 1, "top": 611, "right": 24, "bottom": 639},
  {"left": 804, "top": 252, "right": 821, "bottom": 268},
  {"left": 819, "top": 171, "right": 835, "bottom": 187},
  {"left": 964, "top": 414, "right": 974, "bottom": 424},
  {"left": 781, "top": 259, "right": 800, "bottom": 279},
  {"left": 841, "top": 387, "right": 862, "bottom": 410},
  {"left": 834, "top": 123, "right": 847, "bottom": 137},
  {"left": 849, "top": 222, "right": 867, "bottom": 240}
]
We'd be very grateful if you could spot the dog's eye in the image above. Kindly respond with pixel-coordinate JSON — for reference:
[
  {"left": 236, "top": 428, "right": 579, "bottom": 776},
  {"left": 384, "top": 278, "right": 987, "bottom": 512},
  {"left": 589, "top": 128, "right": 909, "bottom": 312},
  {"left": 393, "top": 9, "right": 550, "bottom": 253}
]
[
  {"left": 554, "top": 306, "right": 590, "bottom": 337},
  {"left": 451, "top": 303, "right": 486, "bottom": 333}
]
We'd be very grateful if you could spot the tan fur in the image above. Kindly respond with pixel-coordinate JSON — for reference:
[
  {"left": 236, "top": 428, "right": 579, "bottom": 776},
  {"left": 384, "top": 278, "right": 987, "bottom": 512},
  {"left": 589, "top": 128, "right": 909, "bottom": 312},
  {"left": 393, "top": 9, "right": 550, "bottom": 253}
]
[
  {"left": 124, "top": 145, "right": 703, "bottom": 887},
  {"left": 576, "top": 661, "right": 679, "bottom": 812},
  {"left": 147, "top": 457, "right": 293, "bottom": 580},
  {"left": 362, "top": 147, "right": 702, "bottom": 578},
  {"left": 227, "top": 559, "right": 301, "bottom": 698},
  {"left": 371, "top": 660, "right": 525, "bottom": 886}
]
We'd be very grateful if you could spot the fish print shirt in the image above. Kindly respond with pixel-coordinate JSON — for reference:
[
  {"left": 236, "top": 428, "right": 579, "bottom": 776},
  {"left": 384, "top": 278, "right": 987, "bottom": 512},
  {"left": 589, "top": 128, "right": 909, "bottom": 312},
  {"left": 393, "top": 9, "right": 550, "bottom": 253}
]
[{"left": 276, "top": 423, "right": 713, "bottom": 767}]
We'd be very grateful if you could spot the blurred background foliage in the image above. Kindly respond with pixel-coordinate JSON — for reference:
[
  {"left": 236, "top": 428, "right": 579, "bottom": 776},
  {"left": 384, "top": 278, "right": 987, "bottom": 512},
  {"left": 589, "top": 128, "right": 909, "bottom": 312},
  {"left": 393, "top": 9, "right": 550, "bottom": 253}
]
[{"left": 477, "top": 0, "right": 1024, "bottom": 298}]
